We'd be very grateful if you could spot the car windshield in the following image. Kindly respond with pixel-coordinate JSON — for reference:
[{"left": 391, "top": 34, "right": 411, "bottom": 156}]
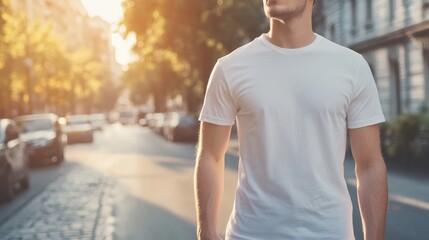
[
  {"left": 90, "top": 114, "right": 105, "bottom": 121},
  {"left": 119, "top": 111, "right": 134, "bottom": 118},
  {"left": 16, "top": 119, "right": 53, "bottom": 133}
]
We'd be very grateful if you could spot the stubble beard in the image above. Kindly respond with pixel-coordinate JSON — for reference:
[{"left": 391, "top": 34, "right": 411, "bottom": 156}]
[{"left": 264, "top": 0, "right": 308, "bottom": 21}]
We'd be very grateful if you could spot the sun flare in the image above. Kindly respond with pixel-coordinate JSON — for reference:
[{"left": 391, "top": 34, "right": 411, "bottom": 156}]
[{"left": 81, "top": 0, "right": 134, "bottom": 66}]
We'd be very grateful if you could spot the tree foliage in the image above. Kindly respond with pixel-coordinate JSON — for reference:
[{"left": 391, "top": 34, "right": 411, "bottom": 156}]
[
  {"left": 121, "top": 0, "right": 267, "bottom": 112},
  {"left": 0, "top": 0, "right": 118, "bottom": 117}
]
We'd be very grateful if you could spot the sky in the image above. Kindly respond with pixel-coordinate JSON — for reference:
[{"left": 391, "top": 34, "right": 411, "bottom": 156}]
[{"left": 80, "top": 0, "right": 135, "bottom": 66}]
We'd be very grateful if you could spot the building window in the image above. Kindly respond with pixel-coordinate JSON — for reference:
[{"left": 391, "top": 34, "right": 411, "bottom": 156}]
[
  {"left": 330, "top": 24, "right": 336, "bottom": 41},
  {"left": 423, "top": 45, "right": 429, "bottom": 109},
  {"left": 390, "top": 58, "right": 402, "bottom": 115},
  {"left": 351, "top": 0, "right": 357, "bottom": 35},
  {"left": 389, "top": 0, "right": 396, "bottom": 24},
  {"left": 365, "top": 0, "right": 373, "bottom": 30},
  {"left": 424, "top": 0, "right": 429, "bottom": 10}
]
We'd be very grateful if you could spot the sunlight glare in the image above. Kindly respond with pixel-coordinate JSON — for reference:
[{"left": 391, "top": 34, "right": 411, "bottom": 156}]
[
  {"left": 80, "top": 0, "right": 124, "bottom": 23},
  {"left": 81, "top": 0, "right": 133, "bottom": 66}
]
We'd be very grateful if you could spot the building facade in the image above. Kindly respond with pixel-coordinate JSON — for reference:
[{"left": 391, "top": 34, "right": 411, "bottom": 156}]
[
  {"left": 10, "top": 0, "right": 120, "bottom": 114},
  {"left": 11, "top": 0, "right": 89, "bottom": 50},
  {"left": 313, "top": 0, "right": 429, "bottom": 120},
  {"left": 87, "top": 16, "right": 115, "bottom": 74}
]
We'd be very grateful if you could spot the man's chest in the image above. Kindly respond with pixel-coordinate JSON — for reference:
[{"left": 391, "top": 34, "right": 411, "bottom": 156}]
[{"left": 229, "top": 68, "right": 354, "bottom": 119}]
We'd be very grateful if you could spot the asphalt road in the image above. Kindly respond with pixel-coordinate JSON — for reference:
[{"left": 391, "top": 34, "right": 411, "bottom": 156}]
[{"left": 0, "top": 123, "right": 428, "bottom": 240}]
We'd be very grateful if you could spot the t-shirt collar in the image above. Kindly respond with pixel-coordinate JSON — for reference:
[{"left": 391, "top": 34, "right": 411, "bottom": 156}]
[{"left": 259, "top": 33, "right": 321, "bottom": 55}]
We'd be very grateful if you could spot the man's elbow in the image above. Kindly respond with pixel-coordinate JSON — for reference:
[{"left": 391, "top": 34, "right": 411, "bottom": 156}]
[{"left": 354, "top": 154, "right": 386, "bottom": 176}]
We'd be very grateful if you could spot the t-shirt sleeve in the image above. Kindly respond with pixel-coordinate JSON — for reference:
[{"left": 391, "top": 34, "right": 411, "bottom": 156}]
[
  {"left": 347, "top": 57, "right": 386, "bottom": 129},
  {"left": 199, "top": 61, "right": 237, "bottom": 126}
]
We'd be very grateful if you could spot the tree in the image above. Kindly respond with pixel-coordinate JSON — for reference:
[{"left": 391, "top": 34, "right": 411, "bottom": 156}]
[
  {"left": 121, "top": 0, "right": 266, "bottom": 113},
  {"left": 94, "top": 77, "right": 121, "bottom": 112},
  {"left": 68, "top": 47, "right": 103, "bottom": 114},
  {"left": 0, "top": 0, "right": 26, "bottom": 117},
  {"left": 0, "top": 3, "right": 115, "bottom": 117},
  {"left": 25, "top": 20, "right": 70, "bottom": 114}
]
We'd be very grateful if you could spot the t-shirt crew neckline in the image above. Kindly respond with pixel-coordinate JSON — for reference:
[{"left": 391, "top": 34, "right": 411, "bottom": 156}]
[{"left": 259, "top": 33, "right": 321, "bottom": 55}]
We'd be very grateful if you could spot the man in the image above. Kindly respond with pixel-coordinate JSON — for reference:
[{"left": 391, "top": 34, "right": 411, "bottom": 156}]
[{"left": 194, "top": 0, "right": 388, "bottom": 239}]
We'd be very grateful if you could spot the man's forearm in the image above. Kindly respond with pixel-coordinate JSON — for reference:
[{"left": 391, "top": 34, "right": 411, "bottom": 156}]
[
  {"left": 356, "top": 160, "right": 388, "bottom": 240},
  {"left": 194, "top": 155, "right": 224, "bottom": 240}
]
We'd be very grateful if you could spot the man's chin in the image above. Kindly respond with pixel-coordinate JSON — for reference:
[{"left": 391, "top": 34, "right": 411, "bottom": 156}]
[{"left": 265, "top": 9, "right": 288, "bottom": 19}]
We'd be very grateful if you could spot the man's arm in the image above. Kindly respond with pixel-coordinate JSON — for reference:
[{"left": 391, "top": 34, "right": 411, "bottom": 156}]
[
  {"left": 349, "top": 124, "right": 388, "bottom": 240},
  {"left": 194, "top": 122, "right": 232, "bottom": 240}
]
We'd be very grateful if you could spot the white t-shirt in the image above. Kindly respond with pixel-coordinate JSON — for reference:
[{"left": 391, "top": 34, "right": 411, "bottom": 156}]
[{"left": 199, "top": 33, "right": 385, "bottom": 240}]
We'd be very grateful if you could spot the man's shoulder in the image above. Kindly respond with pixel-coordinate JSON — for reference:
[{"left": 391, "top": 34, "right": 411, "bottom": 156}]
[
  {"left": 315, "top": 35, "right": 367, "bottom": 70},
  {"left": 218, "top": 37, "right": 262, "bottom": 66},
  {"left": 318, "top": 35, "right": 363, "bottom": 61}
]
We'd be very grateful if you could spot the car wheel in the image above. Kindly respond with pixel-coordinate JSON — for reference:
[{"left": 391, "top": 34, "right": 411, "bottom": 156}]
[
  {"left": 0, "top": 171, "right": 15, "bottom": 202},
  {"left": 20, "top": 176, "right": 30, "bottom": 190}
]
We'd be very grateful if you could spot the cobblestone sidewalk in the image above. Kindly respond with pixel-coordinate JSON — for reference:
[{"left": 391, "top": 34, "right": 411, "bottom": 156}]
[{"left": 0, "top": 166, "right": 116, "bottom": 240}]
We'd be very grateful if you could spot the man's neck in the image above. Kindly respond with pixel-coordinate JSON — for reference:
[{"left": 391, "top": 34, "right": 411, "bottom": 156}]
[{"left": 265, "top": 11, "right": 315, "bottom": 49}]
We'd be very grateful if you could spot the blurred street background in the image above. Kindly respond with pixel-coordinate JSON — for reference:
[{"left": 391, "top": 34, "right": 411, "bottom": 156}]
[{"left": 0, "top": 0, "right": 428, "bottom": 239}]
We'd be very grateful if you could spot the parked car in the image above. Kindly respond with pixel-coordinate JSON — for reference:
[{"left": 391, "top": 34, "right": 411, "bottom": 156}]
[
  {"left": 118, "top": 110, "right": 137, "bottom": 125},
  {"left": 89, "top": 113, "right": 106, "bottom": 131},
  {"left": 152, "top": 113, "right": 168, "bottom": 135},
  {"left": 107, "top": 111, "right": 119, "bottom": 124},
  {"left": 137, "top": 111, "right": 147, "bottom": 122},
  {"left": 137, "top": 111, "right": 148, "bottom": 127},
  {"left": 138, "top": 118, "right": 148, "bottom": 127},
  {"left": 163, "top": 112, "right": 199, "bottom": 142},
  {"left": 0, "top": 119, "right": 29, "bottom": 202},
  {"left": 15, "top": 114, "right": 66, "bottom": 166},
  {"left": 145, "top": 113, "right": 156, "bottom": 129},
  {"left": 63, "top": 115, "right": 93, "bottom": 143}
]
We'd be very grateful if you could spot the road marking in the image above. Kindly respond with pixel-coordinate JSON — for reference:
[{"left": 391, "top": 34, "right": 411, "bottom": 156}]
[
  {"left": 346, "top": 178, "right": 357, "bottom": 187},
  {"left": 389, "top": 195, "right": 429, "bottom": 211},
  {"left": 227, "top": 148, "right": 239, "bottom": 157},
  {"left": 346, "top": 178, "right": 429, "bottom": 211}
]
